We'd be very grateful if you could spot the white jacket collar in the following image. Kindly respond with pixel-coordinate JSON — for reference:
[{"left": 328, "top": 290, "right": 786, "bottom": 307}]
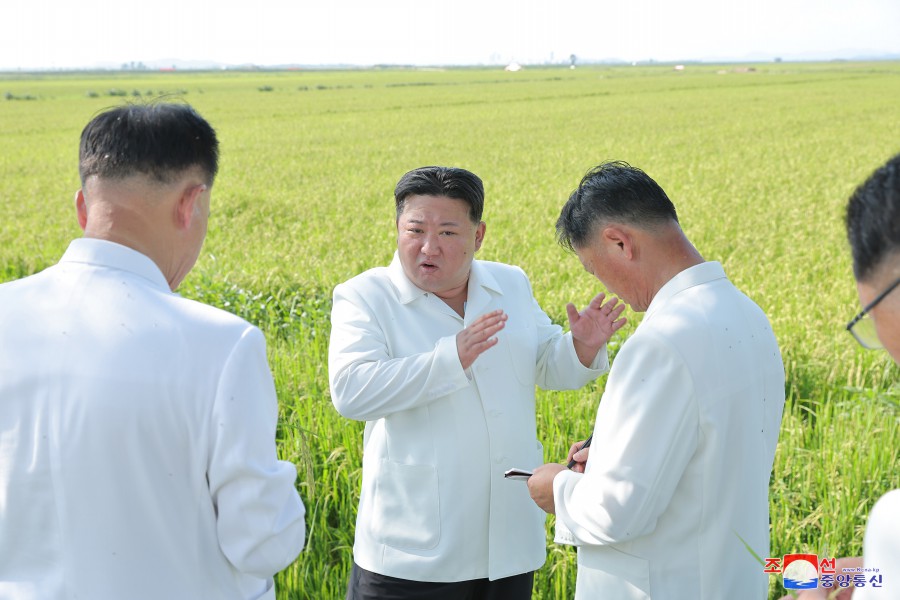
[
  {"left": 643, "top": 261, "right": 726, "bottom": 322},
  {"left": 60, "top": 238, "right": 171, "bottom": 292},
  {"left": 386, "top": 252, "right": 503, "bottom": 309}
]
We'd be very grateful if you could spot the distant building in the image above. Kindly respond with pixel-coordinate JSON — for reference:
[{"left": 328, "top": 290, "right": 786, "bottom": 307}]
[{"left": 505, "top": 61, "right": 522, "bottom": 72}]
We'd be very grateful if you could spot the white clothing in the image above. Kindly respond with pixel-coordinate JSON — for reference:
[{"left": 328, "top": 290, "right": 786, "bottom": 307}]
[
  {"left": 553, "top": 261, "right": 785, "bottom": 599},
  {"left": 855, "top": 489, "right": 900, "bottom": 599},
  {"left": 0, "top": 239, "right": 306, "bottom": 600},
  {"left": 329, "top": 255, "right": 607, "bottom": 582}
]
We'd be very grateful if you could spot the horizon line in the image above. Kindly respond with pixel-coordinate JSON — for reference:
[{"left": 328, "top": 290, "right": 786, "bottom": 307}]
[{"left": 3, "top": 54, "right": 900, "bottom": 74}]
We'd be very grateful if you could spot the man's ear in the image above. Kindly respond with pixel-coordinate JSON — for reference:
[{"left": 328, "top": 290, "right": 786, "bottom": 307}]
[
  {"left": 75, "top": 190, "right": 88, "bottom": 231},
  {"left": 602, "top": 225, "right": 634, "bottom": 260},
  {"left": 474, "top": 221, "right": 486, "bottom": 252},
  {"left": 175, "top": 184, "right": 207, "bottom": 230}
]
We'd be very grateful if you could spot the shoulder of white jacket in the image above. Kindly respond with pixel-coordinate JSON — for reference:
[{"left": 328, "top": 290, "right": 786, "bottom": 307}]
[
  {"left": 333, "top": 267, "right": 409, "bottom": 310},
  {"left": 334, "top": 265, "right": 392, "bottom": 292},
  {"left": 474, "top": 259, "right": 530, "bottom": 282},
  {"left": 871, "top": 488, "right": 900, "bottom": 514},
  {"left": 614, "top": 323, "right": 676, "bottom": 359},
  {"left": 169, "top": 293, "right": 260, "bottom": 337}
]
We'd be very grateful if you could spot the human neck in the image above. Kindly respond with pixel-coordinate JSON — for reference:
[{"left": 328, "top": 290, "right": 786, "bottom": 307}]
[
  {"left": 643, "top": 227, "right": 705, "bottom": 306},
  {"left": 435, "top": 282, "right": 469, "bottom": 317},
  {"left": 83, "top": 202, "right": 161, "bottom": 260},
  {"left": 81, "top": 188, "right": 176, "bottom": 288}
]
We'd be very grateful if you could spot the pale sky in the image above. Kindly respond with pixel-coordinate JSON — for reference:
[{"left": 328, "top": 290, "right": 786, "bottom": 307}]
[{"left": 2, "top": 0, "right": 899, "bottom": 70}]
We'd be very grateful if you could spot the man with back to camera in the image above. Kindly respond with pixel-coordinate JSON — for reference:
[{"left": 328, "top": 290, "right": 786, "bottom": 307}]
[
  {"left": 527, "top": 161, "right": 786, "bottom": 599},
  {"left": 0, "top": 103, "right": 306, "bottom": 600},
  {"left": 328, "top": 165, "right": 627, "bottom": 599},
  {"left": 783, "top": 153, "right": 900, "bottom": 600}
]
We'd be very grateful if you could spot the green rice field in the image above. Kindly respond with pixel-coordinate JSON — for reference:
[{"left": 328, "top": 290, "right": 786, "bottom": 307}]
[{"left": 2, "top": 62, "right": 899, "bottom": 598}]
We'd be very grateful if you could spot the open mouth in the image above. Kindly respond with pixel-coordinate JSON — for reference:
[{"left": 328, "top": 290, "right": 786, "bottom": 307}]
[{"left": 419, "top": 262, "right": 438, "bottom": 272}]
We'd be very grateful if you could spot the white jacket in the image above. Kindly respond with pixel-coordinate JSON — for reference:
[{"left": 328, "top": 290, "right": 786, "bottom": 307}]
[
  {"left": 0, "top": 239, "right": 306, "bottom": 600},
  {"left": 553, "top": 261, "right": 785, "bottom": 599},
  {"left": 329, "top": 254, "right": 608, "bottom": 581},
  {"left": 857, "top": 489, "right": 900, "bottom": 599}
]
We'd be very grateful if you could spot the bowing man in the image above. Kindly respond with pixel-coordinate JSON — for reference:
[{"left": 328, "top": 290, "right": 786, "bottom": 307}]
[{"left": 528, "top": 161, "right": 786, "bottom": 600}]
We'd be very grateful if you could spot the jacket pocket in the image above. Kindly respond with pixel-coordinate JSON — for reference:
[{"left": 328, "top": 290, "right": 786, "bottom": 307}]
[
  {"left": 577, "top": 545, "right": 651, "bottom": 599},
  {"left": 372, "top": 460, "right": 441, "bottom": 550}
]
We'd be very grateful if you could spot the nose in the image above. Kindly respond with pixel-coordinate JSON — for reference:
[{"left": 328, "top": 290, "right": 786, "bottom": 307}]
[{"left": 421, "top": 233, "right": 439, "bottom": 256}]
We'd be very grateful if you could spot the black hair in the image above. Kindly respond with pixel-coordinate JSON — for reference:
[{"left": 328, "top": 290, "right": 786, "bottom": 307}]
[
  {"left": 394, "top": 166, "right": 484, "bottom": 223},
  {"left": 79, "top": 102, "right": 219, "bottom": 186},
  {"left": 846, "top": 152, "right": 900, "bottom": 281},
  {"left": 556, "top": 161, "right": 678, "bottom": 251}
]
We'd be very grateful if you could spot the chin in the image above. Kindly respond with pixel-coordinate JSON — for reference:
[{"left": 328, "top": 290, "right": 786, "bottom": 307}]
[
  {"left": 409, "top": 276, "right": 437, "bottom": 293},
  {"left": 626, "top": 299, "right": 646, "bottom": 312},
  {"left": 420, "top": 282, "right": 447, "bottom": 295},
  {"left": 168, "top": 269, "right": 189, "bottom": 292}
]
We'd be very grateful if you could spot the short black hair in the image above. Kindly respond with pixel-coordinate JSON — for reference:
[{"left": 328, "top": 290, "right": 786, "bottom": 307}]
[
  {"left": 394, "top": 166, "right": 484, "bottom": 223},
  {"left": 79, "top": 102, "right": 219, "bottom": 186},
  {"left": 556, "top": 161, "right": 678, "bottom": 251},
  {"left": 846, "top": 152, "right": 900, "bottom": 281}
]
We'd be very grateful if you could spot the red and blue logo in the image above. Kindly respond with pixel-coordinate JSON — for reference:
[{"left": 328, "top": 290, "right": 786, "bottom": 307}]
[{"left": 781, "top": 554, "right": 820, "bottom": 590}]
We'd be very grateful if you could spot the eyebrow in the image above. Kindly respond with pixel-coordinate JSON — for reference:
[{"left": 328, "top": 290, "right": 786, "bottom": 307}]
[{"left": 405, "top": 218, "right": 461, "bottom": 227}]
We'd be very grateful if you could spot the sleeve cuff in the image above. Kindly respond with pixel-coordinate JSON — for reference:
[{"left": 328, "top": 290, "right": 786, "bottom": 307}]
[
  {"left": 554, "top": 519, "right": 580, "bottom": 546},
  {"left": 434, "top": 334, "right": 472, "bottom": 391},
  {"left": 553, "top": 469, "right": 584, "bottom": 547}
]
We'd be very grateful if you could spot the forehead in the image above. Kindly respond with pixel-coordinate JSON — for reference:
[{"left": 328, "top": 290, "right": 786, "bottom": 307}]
[{"left": 400, "top": 194, "right": 471, "bottom": 221}]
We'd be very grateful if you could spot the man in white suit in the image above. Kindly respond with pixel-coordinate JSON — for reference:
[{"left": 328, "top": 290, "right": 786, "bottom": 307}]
[
  {"left": 527, "top": 161, "right": 785, "bottom": 599},
  {"left": 0, "top": 103, "right": 306, "bottom": 600},
  {"left": 329, "top": 166, "right": 627, "bottom": 599}
]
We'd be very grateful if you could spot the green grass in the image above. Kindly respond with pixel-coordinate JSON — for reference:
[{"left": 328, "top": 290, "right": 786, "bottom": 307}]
[{"left": 2, "top": 63, "right": 899, "bottom": 599}]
